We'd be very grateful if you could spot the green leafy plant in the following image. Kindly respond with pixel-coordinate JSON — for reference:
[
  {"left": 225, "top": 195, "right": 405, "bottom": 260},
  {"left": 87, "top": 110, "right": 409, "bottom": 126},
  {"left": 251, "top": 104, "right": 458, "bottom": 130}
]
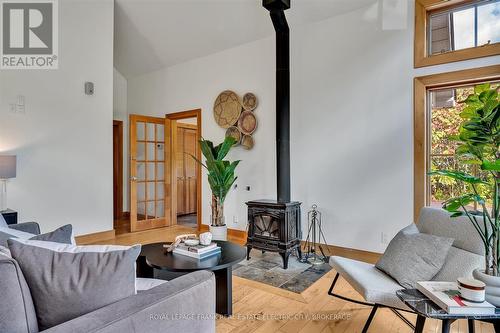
[
  {"left": 429, "top": 83, "right": 500, "bottom": 276},
  {"left": 192, "top": 136, "right": 240, "bottom": 226}
]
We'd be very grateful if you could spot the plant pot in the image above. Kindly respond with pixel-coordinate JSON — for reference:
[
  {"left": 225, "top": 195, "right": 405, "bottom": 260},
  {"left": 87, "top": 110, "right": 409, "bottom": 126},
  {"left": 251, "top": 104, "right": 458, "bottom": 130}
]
[
  {"left": 473, "top": 269, "right": 500, "bottom": 306},
  {"left": 209, "top": 224, "right": 227, "bottom": 241}
]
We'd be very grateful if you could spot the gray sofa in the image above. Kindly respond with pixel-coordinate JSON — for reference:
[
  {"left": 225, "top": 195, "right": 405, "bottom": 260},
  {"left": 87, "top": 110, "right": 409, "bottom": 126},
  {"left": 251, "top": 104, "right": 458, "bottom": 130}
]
[{"left": 0, "top": 222, "right": 216, "bottom": 333}]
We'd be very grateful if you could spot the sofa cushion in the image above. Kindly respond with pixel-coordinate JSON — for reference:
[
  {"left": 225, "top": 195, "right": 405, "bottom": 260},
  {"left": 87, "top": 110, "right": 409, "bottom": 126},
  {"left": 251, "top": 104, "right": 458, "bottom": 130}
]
[
  {"left": 0, "top": 224, "right": 73, "bottom": 247},
  {"left": 30, "top": 224, "right": 72, "bottom": 244},
  {"left": 8, "top": 239, "right": 141, "bottom": 330},
  {"left": 433, "top": 246, "right": 485, "bottom": 281},
  {"left": 0, "top": 252, "right": 39, "bottom": 333},
  {"left": 329, "top": 256, "right": 410, "bottom": 310},
  {"left": 375, "top": 228, "right": 453, "bottom": 288}
]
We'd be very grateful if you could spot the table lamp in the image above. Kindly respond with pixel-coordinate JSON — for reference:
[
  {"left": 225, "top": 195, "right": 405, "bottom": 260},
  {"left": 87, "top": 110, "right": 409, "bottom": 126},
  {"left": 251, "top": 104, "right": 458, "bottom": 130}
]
[{"left": 0, "top": 155, "right": 16, "bottom": 212}]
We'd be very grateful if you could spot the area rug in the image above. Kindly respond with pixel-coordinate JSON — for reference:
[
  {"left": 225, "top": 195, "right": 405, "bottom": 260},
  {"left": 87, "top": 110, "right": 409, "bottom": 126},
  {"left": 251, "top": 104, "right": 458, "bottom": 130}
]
[{"left": 233, "top": 250, "right": 331, "bottom": 293}]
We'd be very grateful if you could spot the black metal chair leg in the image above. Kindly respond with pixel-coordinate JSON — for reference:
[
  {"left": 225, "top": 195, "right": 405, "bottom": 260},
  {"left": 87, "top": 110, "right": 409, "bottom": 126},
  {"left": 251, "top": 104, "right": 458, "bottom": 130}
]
[{"left": 362, "top": 304, "right": 379, "bottom": 333}]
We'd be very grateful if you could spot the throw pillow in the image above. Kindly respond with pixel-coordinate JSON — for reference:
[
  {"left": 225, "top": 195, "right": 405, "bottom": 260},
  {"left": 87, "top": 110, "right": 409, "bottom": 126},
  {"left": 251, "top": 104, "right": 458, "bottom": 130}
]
[
  {"left": 375, "top": 228, "right": 454, "bottom": 288},
  {"left": 0, "top": 224, "right": 73, "bottom": 247},
  {"left": 7, "top": 239, "right": 141, "bottom": 330}
]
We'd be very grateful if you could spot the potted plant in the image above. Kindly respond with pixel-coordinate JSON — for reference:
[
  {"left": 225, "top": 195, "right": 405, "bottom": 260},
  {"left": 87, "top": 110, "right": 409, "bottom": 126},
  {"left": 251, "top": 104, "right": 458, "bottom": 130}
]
[
  {"left": 192, "top": 136, "right": 240, "bottom": 240},
  {"left": 429, "top": 83, "right": 499, "bottom": 305}
]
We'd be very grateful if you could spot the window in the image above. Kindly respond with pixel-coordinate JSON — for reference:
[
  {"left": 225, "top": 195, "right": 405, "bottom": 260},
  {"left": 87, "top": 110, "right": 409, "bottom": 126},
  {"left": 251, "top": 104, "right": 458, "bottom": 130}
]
[
  {"left": 428, "top": 83, "right": 499, "bottom": 209},
  {"left": 415, "top": 0, "right": 500, "bottom": 68},
  {"left": 413, "top": 65, "right": 500, "bottom": 221}
]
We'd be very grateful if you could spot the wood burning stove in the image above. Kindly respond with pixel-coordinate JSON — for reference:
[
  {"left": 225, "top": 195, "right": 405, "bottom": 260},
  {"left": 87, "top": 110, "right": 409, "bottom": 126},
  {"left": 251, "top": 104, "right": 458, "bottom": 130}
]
[
  {"left": 246, "top": 0, "right": 302, "bottom": 269},
  {"left": 246, "top": 200, "right": 301, "bottom": 269}
]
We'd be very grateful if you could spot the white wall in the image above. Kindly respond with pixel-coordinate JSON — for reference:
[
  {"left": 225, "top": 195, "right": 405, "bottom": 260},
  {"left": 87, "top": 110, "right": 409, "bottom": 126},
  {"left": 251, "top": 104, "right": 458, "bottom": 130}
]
[
  {"left": 128, "top": 37, "right": 277, "bottom": 233},
  {"left": 113, "top": 68, "right": 129, "bottom": 212},
  {"left": 0, "top": 0, "right": 115, "bottom": 236},
  {"left": 128, "top": 1, "right": 500, "bottom": 253}
]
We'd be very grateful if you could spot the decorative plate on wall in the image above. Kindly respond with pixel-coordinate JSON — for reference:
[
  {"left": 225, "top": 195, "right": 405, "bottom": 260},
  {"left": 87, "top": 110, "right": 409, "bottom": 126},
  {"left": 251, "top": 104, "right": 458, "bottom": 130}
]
[
  {"left": 213, "top": 90, "right": 242, "bottom": 128},
  {"left": 225, "top": 126, "right": 242, "bottom": 145},
  {"left": 238, "top": 110, "right": 257, "bottom": 135},
  {"left": 240, "top": 135, "right": 254, "bottom": 150},
  {"left": 242, "top": 92, "right": 258, "bottom": 111}
]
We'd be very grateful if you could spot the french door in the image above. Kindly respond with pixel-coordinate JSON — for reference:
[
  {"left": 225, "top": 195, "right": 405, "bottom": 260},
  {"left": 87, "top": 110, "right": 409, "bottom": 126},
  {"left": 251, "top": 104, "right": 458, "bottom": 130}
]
[{"left": 129, "top": 115, "right": 172, "bottom": 232}]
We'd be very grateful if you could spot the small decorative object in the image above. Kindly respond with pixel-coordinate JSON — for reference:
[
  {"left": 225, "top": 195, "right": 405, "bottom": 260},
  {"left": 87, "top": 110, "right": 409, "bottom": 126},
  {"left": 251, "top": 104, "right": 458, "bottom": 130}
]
[
  {"left": 238, "top": 110, "right": 258, "bottom": 135},
  {"left": 429, "top": 83, "right": 500, "bottom": 305},
  {"left": 191, "top": 136, "right": 240, "bottom": 240},
  {"left": 240, "top": 135, "right": 254, "bottom": 150},
  {"left": 225, "top": 126, "right": 242, "bottom": 145},
  {"left": 164, "top": 233, "right": 197, "bottom": 253},
  {"left": 199, "top": 232, "right": 213, "bottom": 246},
  {"left": 457, "top": 278, "right": 486, "bottom": 303},
  {"left": 213, "top": 90, "right": 242, "bottom": 129},
  {"left": 300, "top": 204, "right": 328, "bottom": 265},
  {"left": 242, "top": 92, "right": 258, "bottom": 111},
  {"left": 184, "top": 239, "right": 200, "bottom": 246},
  {"left": 0, "top": 155, "right": 16, "bottom": 212}
]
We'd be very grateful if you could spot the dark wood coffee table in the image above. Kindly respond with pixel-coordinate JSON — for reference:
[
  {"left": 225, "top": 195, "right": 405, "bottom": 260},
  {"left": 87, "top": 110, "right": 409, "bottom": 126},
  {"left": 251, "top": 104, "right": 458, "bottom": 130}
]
[{"left": 136, "top": 241, "right": 246, "bottom": 316}]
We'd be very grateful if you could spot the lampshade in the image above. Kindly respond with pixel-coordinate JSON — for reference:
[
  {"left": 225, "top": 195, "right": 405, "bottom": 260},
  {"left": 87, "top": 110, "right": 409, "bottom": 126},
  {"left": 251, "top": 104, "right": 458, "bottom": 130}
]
[{"left": 0, "top": 156, "right": 16, "bottom": 179}]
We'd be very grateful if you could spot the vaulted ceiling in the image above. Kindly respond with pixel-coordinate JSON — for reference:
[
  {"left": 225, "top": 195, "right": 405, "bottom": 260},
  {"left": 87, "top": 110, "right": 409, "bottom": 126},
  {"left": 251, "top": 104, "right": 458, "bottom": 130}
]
[{"left": 114, "top": 0, "right": 375, "bottom": 78}]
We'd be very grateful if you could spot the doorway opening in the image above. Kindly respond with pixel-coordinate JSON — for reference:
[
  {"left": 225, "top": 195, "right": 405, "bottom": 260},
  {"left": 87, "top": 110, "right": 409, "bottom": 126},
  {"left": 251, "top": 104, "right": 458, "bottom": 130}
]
[
  {"left": 167, "top": 109, "right": 202, "bottom": 231},
  {"left": 113, "top": 120, "right": 124, "bottom": 221}
]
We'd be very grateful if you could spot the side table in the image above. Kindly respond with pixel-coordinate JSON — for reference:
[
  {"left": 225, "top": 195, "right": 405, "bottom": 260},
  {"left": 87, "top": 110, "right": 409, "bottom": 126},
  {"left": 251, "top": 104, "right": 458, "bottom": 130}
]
[{"left": 397, "top": 289, "right": 500, "bottom": 333}]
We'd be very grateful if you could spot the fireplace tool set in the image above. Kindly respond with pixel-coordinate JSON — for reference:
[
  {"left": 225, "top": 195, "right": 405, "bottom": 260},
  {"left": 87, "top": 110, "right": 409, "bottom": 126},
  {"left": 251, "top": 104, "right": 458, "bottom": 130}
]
[{"left": 300, "top": 204, "right": 328, "bottom": 265}]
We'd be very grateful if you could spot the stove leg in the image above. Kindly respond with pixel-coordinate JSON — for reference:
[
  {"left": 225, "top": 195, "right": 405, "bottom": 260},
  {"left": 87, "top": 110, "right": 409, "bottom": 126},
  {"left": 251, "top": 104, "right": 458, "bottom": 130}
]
[
  {"left": 246, "top": 246, "right": 252, "bottom": 260},
  {"left": 280, "top": 251, "right": 290, "bottom": 269}
]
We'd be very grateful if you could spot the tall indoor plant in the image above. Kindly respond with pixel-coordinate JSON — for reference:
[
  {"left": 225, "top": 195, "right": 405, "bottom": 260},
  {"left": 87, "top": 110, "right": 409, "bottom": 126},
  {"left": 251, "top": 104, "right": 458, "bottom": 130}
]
[
  {"left": 193, "top": 136, "right": 239, "bottom": 240},
  {"left": 429, "top": 83, "right": 499, "bottom": 302}
]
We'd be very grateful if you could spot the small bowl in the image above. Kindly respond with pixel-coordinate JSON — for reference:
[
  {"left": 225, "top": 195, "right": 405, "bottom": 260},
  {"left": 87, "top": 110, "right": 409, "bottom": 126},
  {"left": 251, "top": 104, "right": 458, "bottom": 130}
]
[{"left": 184, "top": 239, "right": 200, "bottom": 246}]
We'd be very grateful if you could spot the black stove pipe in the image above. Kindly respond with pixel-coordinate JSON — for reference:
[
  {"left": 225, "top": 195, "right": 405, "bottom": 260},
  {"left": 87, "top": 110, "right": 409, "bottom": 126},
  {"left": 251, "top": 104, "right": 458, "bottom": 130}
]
[{"left": 263, "top": 0, "right": 290, "bottom": 203}]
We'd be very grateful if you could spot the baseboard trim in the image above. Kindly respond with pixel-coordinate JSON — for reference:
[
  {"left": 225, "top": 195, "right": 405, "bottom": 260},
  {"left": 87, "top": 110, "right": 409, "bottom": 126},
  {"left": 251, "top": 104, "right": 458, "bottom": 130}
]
[
  {"left": 198, "top": 224, "right": 247, "bottom": 240},
  {"left": 75, "top": 229, "right": 116, "bottom": 245},
  {"left": 306, "top": 242, "right": 382, "bottom": 264}
]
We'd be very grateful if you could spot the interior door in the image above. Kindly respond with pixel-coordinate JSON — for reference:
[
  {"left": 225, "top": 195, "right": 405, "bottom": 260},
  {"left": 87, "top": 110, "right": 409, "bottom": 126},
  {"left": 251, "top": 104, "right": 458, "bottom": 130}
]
[
  {"left": 184, "top": 128, "right": 198, "bottom": 214},
  {"left": 130, "top": 115, "right": 172, "bottom": 232},
  {"left": 176, "top": 126, "right": 186, "bottom": 215}
]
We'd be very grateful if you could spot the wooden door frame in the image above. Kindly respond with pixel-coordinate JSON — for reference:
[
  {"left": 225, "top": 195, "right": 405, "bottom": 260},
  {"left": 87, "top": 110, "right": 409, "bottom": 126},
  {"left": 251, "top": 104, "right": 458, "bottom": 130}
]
[
  {"left": 413, "top": 65, "right": 500, "bottom": 222},
  {"left": 166, "top": 109, "right": 202, "bottom": 231},
  {"left": 113, "top": 120, "right": 124, "bottom": 220}
]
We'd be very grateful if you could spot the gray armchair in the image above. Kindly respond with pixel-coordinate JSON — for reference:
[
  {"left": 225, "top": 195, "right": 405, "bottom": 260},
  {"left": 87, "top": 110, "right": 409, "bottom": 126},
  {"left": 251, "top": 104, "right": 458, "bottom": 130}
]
[{"left": 328, "top": 207, "right": 485, "bottom": 332}]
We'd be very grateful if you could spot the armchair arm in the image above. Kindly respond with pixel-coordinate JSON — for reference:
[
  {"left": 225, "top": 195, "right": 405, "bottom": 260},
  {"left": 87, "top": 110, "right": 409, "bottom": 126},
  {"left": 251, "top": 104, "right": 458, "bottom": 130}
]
[
  {"left": 42, "top": 270, "right": 216, "bottom": 333},
  {"left": 9, "top": 222, "right": 41, "bottom": 235}
]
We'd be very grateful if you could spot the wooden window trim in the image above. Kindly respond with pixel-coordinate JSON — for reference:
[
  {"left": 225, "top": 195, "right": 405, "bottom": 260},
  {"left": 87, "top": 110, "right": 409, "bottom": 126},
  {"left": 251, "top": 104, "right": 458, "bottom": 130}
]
[
  {"left": 414, "top": 0, "right": 500, "bottom": 68},
  {"left": 414, "top": 64, "right": 500, "bottom": 221}
]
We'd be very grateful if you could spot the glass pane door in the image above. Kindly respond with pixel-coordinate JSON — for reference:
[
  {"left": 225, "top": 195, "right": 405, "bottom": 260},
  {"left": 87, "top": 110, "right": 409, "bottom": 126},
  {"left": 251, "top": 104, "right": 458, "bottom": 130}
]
[{"left": 130, "top": 115, "right": 171, "bottom": 232}]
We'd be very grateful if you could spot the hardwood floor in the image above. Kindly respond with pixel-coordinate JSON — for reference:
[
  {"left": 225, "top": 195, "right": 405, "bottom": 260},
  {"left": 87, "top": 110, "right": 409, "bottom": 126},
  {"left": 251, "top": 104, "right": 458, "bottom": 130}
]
[{"left": 82, "top": 226, "right": 495, "bottom": 333}]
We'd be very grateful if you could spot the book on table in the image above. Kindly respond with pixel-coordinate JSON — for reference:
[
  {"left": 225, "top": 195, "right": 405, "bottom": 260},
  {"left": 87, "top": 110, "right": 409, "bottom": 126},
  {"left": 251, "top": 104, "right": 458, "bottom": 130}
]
[
  {"left": 173, "top": 243, "right": 221, "bottom": 259},
  {"left": 417, "top": 281, "right": 495, "bottom": 315},
  {"left": 176, "top": 242, "right": 217, "bottom": 253}
]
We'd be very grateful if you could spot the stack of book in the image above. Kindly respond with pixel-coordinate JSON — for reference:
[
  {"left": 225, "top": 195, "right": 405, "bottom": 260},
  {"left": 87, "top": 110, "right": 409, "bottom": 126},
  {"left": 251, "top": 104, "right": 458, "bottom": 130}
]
[
  {"left": 417, "top": 281, "right": 495, "bottom": 315},
  {"left": 173, "top": 242, "right": 221, "bottom": 259}
]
